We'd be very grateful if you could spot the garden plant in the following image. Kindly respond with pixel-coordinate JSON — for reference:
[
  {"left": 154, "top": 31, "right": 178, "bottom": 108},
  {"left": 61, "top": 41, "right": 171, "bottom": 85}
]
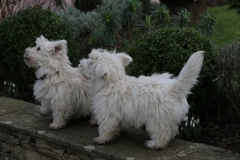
[
  {"left": 0, "top": 7, "right": 78, "bottom": 101},
  {"left": 0, "top": 0, "right": 239, "bottom": 153}
]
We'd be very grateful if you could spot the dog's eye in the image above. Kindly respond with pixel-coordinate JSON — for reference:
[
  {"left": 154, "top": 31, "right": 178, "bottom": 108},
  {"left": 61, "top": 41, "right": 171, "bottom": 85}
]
[
  {"left": 37, "top": 47, "right": 40, "bottom": 51},
  {"left": 89, "top": 62, "right": 93, "bottom": 65}
]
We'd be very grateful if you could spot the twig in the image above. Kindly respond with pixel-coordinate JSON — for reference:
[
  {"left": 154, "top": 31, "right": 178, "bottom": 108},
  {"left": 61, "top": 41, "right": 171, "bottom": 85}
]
[{"left": 105, "top": 44, "right": 122, "bottom": 50}]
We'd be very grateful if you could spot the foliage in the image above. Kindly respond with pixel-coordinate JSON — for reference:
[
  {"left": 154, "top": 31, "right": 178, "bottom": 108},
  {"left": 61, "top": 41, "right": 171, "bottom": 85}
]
[
  {"left": 121, "top": 0, "right": 141, "bottom": 26},
  {"left": 146, "top": 3, "right": 216, "bottom": 32},
  {"left": 58, "top": 1, "right": 217, "bottom": 53},
  {"left": 137, "top": 15, "right": 156, "bottom": 32},
  {"left": 121, "top": 0, "right": 143, "bottom": 44},
  {"left": 100, "top": 5, "right": 122, "bottom": 39},
  {"left": 93, "top": 2, "right": 215, "bottom": 50},
  {"left": 127, "top": 27, "right": 218, "bottom": 121},
  {"left": 216, "top": 41, "right": 240, "bottom": 116},
  {"left": 99, "top": 0, "right": 123, "bottom": 11},
  {"left": 58, "top": 7, "right": 99, "bottom": 38},
  {"left": 177, "top": 115, "right": 201, "bottom": 141},
  {"left": 148, "top": 3, "right": 170, "bottom": 27},
  {"left": 2, "top": 82, "right": 18, "bottom": 98},
  {"left": 197, "top": 11, "right": 217, "bottom": 37},
  {"left": 200, "top": 111, "right": 240, "bottom": 153},
  {"left": 0, "top": 7, "right": 78, "bottom": 100},
  {"left": 57, "top": 6, "right": 100, "bottom": 57},
  {"left": 171, "top": 8, "right": 191, "bottom": 28}
]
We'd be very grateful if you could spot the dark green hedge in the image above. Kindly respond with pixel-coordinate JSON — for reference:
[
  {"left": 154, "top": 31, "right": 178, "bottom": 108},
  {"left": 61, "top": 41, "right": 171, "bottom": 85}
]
[
  {"left": 127, "top": 27, "right": 218, "bottom": 120},
  {"left": 0, "top": 7, "right": 79, "bottom": 100}
]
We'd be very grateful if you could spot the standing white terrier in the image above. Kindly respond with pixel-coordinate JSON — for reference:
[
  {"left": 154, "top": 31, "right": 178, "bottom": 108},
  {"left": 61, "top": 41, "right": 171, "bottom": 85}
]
[
  {"left": 79, "top": 49, "right": 204, "bottom": 149},
  {"left": 24, "top": 35, "right": 92, "bottom": 129}
]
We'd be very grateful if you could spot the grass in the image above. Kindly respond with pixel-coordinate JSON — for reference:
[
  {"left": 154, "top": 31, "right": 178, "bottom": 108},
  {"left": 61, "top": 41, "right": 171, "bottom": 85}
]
[{"left": 208, "top": 5, "right": 240, "bottom": 48}]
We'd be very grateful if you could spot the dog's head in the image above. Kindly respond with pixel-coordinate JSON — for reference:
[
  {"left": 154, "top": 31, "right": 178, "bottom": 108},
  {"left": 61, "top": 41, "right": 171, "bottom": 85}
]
[
  {"left": 24, "top": 35, "right": 70, "bottom": 69},
  {"left": 78, "top": 58, "right": 91, "bottom": 79},
  {"left": 79, "top": 49, "right": 132, "bottom": 82}
]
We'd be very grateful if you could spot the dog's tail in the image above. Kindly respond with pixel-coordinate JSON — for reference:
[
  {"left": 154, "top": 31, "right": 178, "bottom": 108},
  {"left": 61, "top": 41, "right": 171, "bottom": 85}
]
[{"left": 175, "top": 51, "right": 204, "bottom": 98}]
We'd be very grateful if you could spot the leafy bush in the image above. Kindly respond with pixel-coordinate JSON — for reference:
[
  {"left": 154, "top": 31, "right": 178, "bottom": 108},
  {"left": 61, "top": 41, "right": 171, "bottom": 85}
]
[
  {"left": 58, "top": 7, "right": 99, "bottom": 39},
  {"left": 57, "top": 7, "right": 100, "bottom": 57},
  {"left": 217, "top": 41, "right": 240, "bottom": 115},
  {"left": 0, "top": 7, "right": 78, "bottom": 101},
  {"left": 57, "top": 1, "right": 216, "bottom": 55},
  {"left": 127, "top": 27, "right": 218, "bottom": 121}
]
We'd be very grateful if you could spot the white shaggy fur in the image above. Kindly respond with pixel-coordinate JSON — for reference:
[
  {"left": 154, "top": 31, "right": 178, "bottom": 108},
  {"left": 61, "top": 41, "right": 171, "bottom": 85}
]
[
  {"left": 79, "top": 49, "right": 204, "bottom": 149},
  {"left": 24, "top": 35, "right": 92, "bottom": 129}
]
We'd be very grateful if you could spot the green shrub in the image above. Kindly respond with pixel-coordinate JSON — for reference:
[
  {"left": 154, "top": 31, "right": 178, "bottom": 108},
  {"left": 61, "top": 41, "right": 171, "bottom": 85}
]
[
  {"left": 127, "top": 27, "right": 218, "bottom": 120},
  {"left": 57, "top": 1, "right": 216, "bottom": 55},
  {"left": 217, "top": 41, "right": 240, "bottom": 116},
  {"left": 58, "top": 7, "right": 99, "bottom": 39},
  {"left": 0, "top": 7, "right": 79, "bottom": 101},
  {"left": 58, "top": 7, "right": 100, "bottom": 58}
]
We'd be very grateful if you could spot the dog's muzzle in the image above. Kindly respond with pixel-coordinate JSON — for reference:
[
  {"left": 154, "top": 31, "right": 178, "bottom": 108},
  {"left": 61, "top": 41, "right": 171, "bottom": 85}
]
[
  {"left": 24, "top": 51, "right": 31, "bottom": 61},
  {"left": 24, "top": 56, "right": 30, "bottom": 61}
]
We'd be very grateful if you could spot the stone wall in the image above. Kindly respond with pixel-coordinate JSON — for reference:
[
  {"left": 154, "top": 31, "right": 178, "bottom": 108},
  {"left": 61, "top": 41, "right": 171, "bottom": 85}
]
[
  {"left": 1, "top": 97, "right": 240, "bottom": 160},
  {"left": 0, "top": 126, "right": 90, "bottom": 160}
]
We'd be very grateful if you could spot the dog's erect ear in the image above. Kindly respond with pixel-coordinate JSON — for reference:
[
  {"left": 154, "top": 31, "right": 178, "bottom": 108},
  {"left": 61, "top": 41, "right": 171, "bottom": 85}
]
[
  {"left": 35, "top": 35, "right": 49, "bottom": 45},
  {"left": 117, "top": 53, "right": 133, "bottom": 67},
  {"left": 53, "top": 40, "right": 67, "bottom": 54},
  {"left": 39, "top": 35, "right": 48, "bottom": 41},
  {"left": 95, "top": 64, "right": 106, "bottom": 78}
]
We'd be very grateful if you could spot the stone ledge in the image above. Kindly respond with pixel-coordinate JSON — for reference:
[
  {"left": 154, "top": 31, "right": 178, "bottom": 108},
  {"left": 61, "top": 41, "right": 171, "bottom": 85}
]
[{"left": 0, "top": 96, "right": 240, "bottom": 160}]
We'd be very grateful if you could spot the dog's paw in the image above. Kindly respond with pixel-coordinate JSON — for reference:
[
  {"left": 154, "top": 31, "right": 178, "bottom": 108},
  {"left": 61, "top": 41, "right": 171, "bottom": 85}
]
[
  {"left": 89, "top": 119, "right": 98, "bottom": 126},
  {"left": 40, "top": 107, "right": 50, "bottom": 116},
  {"left": 145, "top": 140, "right": 166, "bottom": 150},
  {"left": 49, "top": 123, "right": 64, "bottom": 130},
  {"left": 93, "top": 137, "right": 106, "bottom": 144}
]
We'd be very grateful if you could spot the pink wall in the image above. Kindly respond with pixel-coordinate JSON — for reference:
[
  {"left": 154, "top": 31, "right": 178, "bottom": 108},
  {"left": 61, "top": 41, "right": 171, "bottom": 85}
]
[{"left": 0, "top": 0, "right": 74, "bottom": 19}]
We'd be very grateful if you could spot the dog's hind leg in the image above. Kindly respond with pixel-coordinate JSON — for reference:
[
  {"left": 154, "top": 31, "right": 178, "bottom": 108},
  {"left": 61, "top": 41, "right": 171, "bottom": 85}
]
[
  {"left": 93, "top": 116, "right": 120, "bottom": 144},
  {"left": 89, "top": 114, "right": 98, "bottom": 126},
  {"left": 145, "top": 120, "right": 178, "bottom": 149}
]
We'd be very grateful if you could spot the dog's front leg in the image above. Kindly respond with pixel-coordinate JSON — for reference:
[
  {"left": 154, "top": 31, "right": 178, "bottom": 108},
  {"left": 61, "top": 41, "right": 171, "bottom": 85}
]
[
  {"left": 93, "top": 116, "right": 120, "bottom": 144},
  {"left": 89, "top": 114, "right": 97, "bottom": 126},
  {"left": 49, "top": 103, "right": 70, "bottom": 129},
  {"left": 40, "top": 101, "right": 51, "bottom": 116}
]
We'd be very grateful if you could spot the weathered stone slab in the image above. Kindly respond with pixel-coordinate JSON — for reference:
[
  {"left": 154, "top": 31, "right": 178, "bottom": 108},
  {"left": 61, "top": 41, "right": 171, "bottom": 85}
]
[
  {"left": 168, "top": 143, "right": 240, "bottom": 160},
  {"left": 0, "top": 96, "right": 35, "bottom": 116},
  {"left": 0, "top": 97, "right": 240, "bottom": 160}
]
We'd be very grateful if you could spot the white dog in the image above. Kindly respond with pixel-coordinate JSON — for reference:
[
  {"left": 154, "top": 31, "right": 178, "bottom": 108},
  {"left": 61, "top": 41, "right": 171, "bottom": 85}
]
[
  {"left": 24, "top": 35, "right": 92, "bottom": 129},
  {"left": 79, "top": 49, "right": 204, "bottom": 149}
]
